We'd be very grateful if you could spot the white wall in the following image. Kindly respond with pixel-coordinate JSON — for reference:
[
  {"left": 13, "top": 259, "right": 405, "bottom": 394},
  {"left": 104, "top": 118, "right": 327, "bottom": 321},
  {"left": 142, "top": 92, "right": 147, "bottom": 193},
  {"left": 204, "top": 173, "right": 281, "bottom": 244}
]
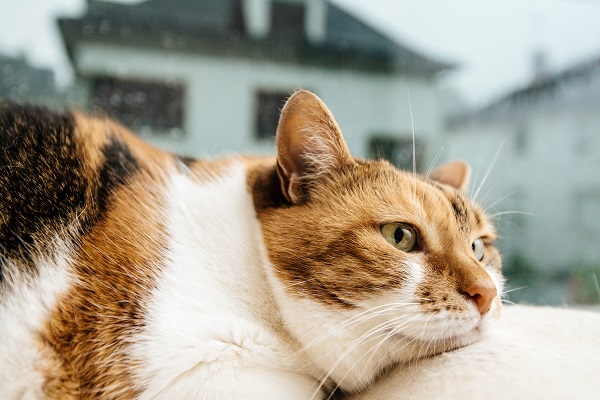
[{"left": 75, "top": 43, "right": 443, "bottom": 165}]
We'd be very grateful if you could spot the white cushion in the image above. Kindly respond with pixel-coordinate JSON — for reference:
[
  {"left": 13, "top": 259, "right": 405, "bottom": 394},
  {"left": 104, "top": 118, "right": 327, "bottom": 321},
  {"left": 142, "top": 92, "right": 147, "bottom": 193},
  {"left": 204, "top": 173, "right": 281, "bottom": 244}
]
[{"left": 349, "top": 305, "right": 600, "bottom": 400}]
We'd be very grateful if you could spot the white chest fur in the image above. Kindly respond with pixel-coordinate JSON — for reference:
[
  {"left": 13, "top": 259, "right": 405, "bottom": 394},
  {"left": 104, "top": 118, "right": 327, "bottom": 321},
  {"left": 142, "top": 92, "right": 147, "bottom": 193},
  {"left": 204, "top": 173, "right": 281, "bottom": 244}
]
[
  {"left": 133, "top": 163, "right": 321, "bottom": 400},
  {"left": 0, "top": 239, "right": 74, "bottom": 399}
]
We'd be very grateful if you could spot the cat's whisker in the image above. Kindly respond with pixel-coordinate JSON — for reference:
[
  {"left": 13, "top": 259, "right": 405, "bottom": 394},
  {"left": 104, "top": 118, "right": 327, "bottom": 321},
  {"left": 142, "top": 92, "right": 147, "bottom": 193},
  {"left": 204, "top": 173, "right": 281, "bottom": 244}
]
[
  {"left": 382, "top": 323, "right": 424, "bottom": 369},
  {"left": 413, "top": 296, "right": 434, "bottom": 303},
  {"left": 501, "top": 299, "right": 518, "bottom": 305},
  {"left": 488, "top": 210, "right": 537, "bottom": 219},
  {"left": 388, "top": 328, "right": 418, "bottom": 357},
  {"left": 408, "top": 88, "right": 416, "bottom": 195},
  {"left": 477, "top": 177, "right": 502, "bottom": 206},
  {"left": 472, "top": 138, "right": 506, "bottom": 202},
  {"left": 361, "top": 311, "right": 433, "bottom": 381},
  {"left": 287, "top": 300, "right": 422, "bottom": 360},
  {"left": 425, "top": 314, "right": 446, "bottom": 358},
  {"left": 413, "top": 312, "right": 437, "bottom": 362},
  {"left": 591, "top": 273, "right": 600, "bottom": 299},
  {"left": 325, "top": 324, "right": 405, "bottom": 399},
  {"left": 468, "top": 158, "right": 482, "bottom": 200},
  {"left": 296, "top": 303, "right": 419, "bottom": 356},
  {"left": 312, "top": 313, "right": 424, "bottom": 399},
  {"left": 502, "top": 286, "right": 528, "bottom": 295},
  {"left": 309, "top": 312, "right": 420, "bottom": 376},
  {"left": 272, "top": 278, "right": 317, "bottom": 292},
  {"left": 418, "top": 323, "right": 441, "bottom": 366},
  {"left": 406, "top": 87, "right": 424, "bottom": 221},
  {"left": 0, "top": 164, "right": 26, "bottom": 169},
  {"left": 416, "top": 324, "right": 446, "bottom": 369},
  {"left": 425, "top": 144, "right": 447, "bottom": 183},
  {"left": 484, "top": 189, "right": 519, "bottom": 213}
]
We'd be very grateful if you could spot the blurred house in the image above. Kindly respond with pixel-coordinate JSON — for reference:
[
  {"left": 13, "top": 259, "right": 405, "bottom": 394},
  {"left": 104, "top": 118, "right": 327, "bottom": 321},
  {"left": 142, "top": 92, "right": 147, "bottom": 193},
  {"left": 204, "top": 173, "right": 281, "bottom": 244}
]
[
  {"left": 446, "top": 55, "right": 600, "bottom": 277},
  {"left": 0, "top": 54, "right": 64, "bottom": 107},
  {"left": 58, "top": 0, "right": 451, "bottom": 166}
]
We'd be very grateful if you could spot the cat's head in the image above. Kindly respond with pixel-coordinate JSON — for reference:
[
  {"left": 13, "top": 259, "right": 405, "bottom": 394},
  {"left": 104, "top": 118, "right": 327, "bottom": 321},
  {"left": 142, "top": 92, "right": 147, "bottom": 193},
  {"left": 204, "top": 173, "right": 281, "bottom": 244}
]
[{"left": 255, "top": 90, "right": 503, "bottom": 393}]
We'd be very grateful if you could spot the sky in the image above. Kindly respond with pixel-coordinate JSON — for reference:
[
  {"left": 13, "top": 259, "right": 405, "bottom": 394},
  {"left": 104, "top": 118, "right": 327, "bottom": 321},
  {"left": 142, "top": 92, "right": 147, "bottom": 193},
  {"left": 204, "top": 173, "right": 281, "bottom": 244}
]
[{"left": 1, "top": 0, "right": 600, "bottom": 107}]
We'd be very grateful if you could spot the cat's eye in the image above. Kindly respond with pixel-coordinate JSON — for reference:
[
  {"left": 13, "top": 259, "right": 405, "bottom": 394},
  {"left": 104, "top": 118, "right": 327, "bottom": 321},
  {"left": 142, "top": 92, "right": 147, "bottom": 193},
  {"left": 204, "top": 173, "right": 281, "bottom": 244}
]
[
  {"left": 472, "top": 238, "right": 485, "bottom": 261},
  {"left": 381, "top": 223, "right": 417, "bottom": 252}
]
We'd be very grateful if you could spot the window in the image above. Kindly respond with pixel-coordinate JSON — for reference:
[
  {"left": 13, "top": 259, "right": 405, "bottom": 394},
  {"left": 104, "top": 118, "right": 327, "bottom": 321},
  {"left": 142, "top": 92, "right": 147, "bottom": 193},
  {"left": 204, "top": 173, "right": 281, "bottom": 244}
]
[
  {"left": 272, "top": 2, "right": 304, "bottom": 35},
  {"left": 514, "top": 123, "right": 528, "bottom": 155},
  {"left": 255, "top": 91, "right": 289, "bottom": 140},
  {"left": 368, "top": 136, "right": 425, "bottom": 172},
  {"left": 91, "top": 76, "right": 184, "bottom": 137}
]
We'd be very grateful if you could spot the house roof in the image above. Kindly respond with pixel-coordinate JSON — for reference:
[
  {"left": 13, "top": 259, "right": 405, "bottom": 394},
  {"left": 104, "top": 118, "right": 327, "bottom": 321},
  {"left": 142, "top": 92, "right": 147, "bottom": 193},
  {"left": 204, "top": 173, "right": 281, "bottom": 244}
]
[
  {"left": 58, "top": 0, "right": 452, "bottom": 77},
  {"left": 0, "top": 53, "right": 59, "bottom": 101},
  {"left": 490, "top": 56, "right": 600, "bottom": 111},
  {"left": 447, "top": 54, "right": 600, "bottom": 127},
  {"left": 468, "top": 56, "right": 600, "bottom": 120}
]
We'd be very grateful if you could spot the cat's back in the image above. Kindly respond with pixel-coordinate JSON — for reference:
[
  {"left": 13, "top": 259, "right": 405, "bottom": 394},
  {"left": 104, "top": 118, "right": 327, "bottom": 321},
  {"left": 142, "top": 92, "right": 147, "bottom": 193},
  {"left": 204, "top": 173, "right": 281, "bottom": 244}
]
[
  {"left": 0, "top": 104, "right": 296, "bottom": 399},
  {"left": 0, "top": 103, "right": 171, "bottom": 398},
  {"left": 0, "top": 102, "right": 169, "bottom": 293}
]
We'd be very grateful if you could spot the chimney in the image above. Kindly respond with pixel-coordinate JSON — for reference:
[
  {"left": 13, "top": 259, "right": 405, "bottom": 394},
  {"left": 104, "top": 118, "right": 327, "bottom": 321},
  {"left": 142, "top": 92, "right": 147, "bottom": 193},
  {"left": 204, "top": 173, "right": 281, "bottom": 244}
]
[
  {"left": 243, "top": 0, "right": 272, "bottom": 39},
  {"left": 305, "top": 0, "right": 327, "bottom": 44},
  {"left": 532, "top": 50, "right": 549, "bottom": 83}
]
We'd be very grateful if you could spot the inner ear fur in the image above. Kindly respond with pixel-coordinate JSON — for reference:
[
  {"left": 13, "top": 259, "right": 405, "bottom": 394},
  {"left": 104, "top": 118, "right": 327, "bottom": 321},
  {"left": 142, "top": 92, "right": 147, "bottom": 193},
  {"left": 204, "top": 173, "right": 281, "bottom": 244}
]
[
  {"left": 275, "top": 90, "right": 353, "bottom": 204},
  {"left": 429, "top": 161, "right": 471, "bottom": 191}
]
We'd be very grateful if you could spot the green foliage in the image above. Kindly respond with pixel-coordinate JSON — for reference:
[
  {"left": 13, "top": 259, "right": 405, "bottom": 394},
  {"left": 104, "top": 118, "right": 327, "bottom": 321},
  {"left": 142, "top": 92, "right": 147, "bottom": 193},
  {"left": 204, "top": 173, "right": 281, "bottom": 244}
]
[
  {"left": 502, "top": 252, "right": 542, "bottom": 287},
  {"left": 570, "top": 263, "right": 600, "bottom": 304},
  {"left": 501, "top": 252, "right": 600, "bottom": 306}
]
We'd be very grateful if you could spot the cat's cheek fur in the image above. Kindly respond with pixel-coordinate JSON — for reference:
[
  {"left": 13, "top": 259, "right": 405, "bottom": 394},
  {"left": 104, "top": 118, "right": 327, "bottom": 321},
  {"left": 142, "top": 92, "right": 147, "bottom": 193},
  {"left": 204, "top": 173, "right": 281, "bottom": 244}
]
[{"left": 265, "top": 259, "right": 426, "bottom": 393}]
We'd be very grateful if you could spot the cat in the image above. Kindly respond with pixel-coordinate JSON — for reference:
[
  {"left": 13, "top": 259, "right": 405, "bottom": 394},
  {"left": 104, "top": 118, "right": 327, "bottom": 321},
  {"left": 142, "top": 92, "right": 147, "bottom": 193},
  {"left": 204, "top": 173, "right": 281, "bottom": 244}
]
[{"left": 0, "top": 90, "right": 503, "bottom": 399}]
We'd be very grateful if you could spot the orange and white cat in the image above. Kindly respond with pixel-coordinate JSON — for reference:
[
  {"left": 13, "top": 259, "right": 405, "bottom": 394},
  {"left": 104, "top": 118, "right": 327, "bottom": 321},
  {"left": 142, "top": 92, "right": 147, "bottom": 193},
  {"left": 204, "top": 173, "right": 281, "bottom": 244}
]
[{"left": 0, "top": 90, "right": 503, "bottom": 399}]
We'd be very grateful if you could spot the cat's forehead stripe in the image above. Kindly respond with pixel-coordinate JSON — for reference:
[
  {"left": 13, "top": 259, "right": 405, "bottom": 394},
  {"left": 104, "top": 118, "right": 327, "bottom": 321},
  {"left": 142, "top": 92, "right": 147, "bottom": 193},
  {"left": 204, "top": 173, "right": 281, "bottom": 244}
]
[
  {"left": 424, "top": 177, "right": 481, "bottom": 234},
  {"left": 449, "top": 194, "right": 470, "bottom": 234}
]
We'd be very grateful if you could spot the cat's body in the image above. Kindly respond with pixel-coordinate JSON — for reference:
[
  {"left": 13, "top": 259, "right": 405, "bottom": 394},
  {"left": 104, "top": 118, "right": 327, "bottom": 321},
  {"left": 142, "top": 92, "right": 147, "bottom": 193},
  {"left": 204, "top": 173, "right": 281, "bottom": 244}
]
[{"left": 0, "top": 91, "right": 503, "bottom": 399}]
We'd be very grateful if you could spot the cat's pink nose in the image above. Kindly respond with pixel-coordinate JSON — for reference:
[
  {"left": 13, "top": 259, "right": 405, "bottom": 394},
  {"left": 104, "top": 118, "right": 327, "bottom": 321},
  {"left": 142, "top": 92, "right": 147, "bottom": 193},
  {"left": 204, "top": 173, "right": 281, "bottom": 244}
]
[{"left": 462, "top": 281, "right": 497, "bottom": 316}]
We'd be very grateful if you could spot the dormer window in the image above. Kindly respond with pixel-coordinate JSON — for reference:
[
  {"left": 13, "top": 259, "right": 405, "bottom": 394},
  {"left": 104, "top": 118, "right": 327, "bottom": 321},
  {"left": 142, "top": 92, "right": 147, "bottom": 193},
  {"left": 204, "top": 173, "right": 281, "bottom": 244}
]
[
  {"left": 91, "top": 76, "right": 185, "bottom": 138},
  {"left": 255, "top": 90, "right": 289, "bottom": 140},
  {"left": 272, "top": 2, "right": 304, "bottom": 36}
]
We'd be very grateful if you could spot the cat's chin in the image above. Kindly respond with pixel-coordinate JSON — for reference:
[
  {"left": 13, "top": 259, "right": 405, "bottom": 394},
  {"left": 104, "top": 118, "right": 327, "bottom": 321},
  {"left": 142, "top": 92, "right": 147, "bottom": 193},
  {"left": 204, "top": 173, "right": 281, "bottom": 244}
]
[{"left": 389, "top": 312, "right": 498, "bottom": 363}]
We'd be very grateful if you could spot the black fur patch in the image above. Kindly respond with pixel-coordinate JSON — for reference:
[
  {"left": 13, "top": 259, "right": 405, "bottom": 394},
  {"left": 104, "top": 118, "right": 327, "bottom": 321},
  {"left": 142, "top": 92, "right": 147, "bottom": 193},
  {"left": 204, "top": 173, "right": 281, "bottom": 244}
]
[
  {"left": 0, "top": 103, "right": 139, "bottom": 282},
  {"left": 0, "top": 104, "right": 84, "bottom": 268},
  {"left": 250, "top": 164, "right": 290, "bottom": 211},
  {"left": 96, "top": 136, "right": 139, "bottom": 216},
  {"left": 177, "top": 155, "right": 197, "bottom": 168}
]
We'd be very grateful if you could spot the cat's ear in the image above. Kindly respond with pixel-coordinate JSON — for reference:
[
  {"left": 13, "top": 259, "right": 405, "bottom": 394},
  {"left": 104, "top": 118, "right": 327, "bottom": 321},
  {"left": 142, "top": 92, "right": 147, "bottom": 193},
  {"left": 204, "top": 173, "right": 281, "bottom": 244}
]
[
  {"left": 275, "top": 90, "right": 353, "bottom": 204},
  {"left": 429, "top": 161, "right": 471, "bottom": 191}
]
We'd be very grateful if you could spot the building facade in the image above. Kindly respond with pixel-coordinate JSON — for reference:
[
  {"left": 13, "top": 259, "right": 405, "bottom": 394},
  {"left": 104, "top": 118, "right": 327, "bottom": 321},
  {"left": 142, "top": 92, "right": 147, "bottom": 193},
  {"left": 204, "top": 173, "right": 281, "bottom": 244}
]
[
  {"left": 59, "top": 0, "right": 450, "bottom": 168},
  {"left": 445, "top": 56, "right": 600, "bottom": 277}
]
